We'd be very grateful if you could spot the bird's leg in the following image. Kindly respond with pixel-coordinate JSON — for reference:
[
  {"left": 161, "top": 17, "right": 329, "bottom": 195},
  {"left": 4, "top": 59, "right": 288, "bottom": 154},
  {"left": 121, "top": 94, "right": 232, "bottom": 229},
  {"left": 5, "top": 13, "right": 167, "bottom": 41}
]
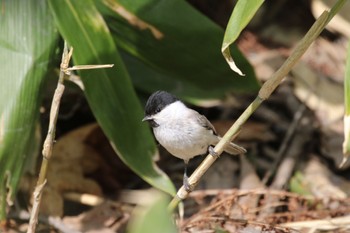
[
  {"left": 183, "top": 160, "right": 191, "bottom": 191},
  {"left": 209, "top": 145, "right": 219, "bottom": 158}
]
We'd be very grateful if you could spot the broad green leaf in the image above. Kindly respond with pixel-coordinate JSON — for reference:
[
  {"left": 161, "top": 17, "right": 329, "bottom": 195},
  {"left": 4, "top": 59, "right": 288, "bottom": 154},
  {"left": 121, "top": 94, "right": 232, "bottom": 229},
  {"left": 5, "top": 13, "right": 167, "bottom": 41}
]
[
  {"left": 342, "top": 38, "right": 350, "bottom": 164},
  {"left": 96, "top": 0, "right": 260, "bottom": 101},
  {"left": 121, "top": 51, "right": 228, "bottom": 106},
  {"left": 0, "top": 0, "right": 58, "bottom": 218},
  {"left": 222, "top": 0, "right": 264, "bottom": 75},
  {"left": 48, "top": 0, "right": 175, "bottom": 195},
  {"left": 127, "top": 191, "right": 177, "bottom": 233}
]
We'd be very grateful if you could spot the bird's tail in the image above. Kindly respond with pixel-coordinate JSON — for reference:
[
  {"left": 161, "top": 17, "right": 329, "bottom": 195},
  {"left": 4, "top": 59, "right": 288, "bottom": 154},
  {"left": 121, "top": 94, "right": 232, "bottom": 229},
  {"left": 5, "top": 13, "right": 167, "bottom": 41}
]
[{"left": 213, "top": 137, "right": 246, "bottom": 155}]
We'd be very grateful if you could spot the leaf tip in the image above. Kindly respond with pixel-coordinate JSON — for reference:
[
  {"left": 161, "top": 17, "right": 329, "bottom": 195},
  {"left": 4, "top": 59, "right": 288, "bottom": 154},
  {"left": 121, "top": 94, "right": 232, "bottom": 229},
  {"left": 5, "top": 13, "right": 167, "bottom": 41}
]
[{"left": 222, "top": 47, "right": 245, "bottom": 76}]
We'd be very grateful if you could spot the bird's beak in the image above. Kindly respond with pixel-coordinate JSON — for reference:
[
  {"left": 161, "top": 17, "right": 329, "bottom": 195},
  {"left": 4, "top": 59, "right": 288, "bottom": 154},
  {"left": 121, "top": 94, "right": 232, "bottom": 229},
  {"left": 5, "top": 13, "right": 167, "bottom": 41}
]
[{"left": 142, "top": 115, "right": 153, "bottom": 122}]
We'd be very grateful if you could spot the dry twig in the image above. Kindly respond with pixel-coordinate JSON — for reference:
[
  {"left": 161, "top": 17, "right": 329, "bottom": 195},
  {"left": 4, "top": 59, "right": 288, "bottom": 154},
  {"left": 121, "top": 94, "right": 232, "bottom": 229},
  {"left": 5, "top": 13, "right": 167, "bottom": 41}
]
[
  {"left": 26, "top": 42, "right": 114, "bottom": 233},
  {"left": 27, "top": 42, "right": 71, "bottom": 233}
]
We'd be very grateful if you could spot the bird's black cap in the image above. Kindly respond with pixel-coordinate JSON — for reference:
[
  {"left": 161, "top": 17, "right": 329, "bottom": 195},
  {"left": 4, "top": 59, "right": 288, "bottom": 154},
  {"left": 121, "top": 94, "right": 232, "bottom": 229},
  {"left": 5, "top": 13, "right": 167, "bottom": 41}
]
[{"left": 144, "top": 90, "right": 178, "bottom": 116}]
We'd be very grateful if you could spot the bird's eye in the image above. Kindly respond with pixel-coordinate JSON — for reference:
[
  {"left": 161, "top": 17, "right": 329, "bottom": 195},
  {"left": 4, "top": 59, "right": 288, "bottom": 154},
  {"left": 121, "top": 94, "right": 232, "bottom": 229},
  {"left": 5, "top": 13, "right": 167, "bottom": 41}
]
[{"left": 155, "top": 107, "right": 161, "bottom": 113}]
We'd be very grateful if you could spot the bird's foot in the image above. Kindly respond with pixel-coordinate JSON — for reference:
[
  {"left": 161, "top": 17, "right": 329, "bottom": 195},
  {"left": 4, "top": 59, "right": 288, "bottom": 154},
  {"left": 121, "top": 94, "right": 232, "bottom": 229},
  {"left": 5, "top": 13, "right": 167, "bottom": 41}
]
[
  {"left": 183, "top": 174, "right": 192, "bottom": 192},
  {"left": 209, "top": 146, "right": 219, "bottom": 158}
]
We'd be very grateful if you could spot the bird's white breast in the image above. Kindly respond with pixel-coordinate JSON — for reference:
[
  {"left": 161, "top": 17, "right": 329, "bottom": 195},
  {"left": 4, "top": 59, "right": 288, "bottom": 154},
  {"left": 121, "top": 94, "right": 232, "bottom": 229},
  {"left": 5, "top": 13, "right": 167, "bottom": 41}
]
[{"left": 152, "top": 101, "right": 215, "bottom": 161}]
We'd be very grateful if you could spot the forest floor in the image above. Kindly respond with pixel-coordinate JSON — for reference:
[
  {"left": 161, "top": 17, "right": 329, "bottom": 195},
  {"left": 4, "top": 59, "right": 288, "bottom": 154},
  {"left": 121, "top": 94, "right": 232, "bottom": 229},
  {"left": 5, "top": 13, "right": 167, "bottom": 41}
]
[{"left": 3, "top": 0, "right": 350, "bottom": 232}]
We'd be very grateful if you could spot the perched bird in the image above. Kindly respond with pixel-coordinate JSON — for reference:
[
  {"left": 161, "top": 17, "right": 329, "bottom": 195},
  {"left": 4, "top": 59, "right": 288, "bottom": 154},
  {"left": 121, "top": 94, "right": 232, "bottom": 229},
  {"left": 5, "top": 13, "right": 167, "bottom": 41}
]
[{"left": 142, "top": 90, "right": 246, "bottom": 190}]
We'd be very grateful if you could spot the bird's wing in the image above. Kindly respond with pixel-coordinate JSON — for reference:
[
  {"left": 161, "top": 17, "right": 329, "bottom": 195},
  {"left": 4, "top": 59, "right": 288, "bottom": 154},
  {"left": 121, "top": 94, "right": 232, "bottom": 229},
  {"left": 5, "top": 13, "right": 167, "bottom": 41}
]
[
  {"left": 195, "top": 112, "right": 217, "bottom": 135},
  {"left": 194, "top": 110, "right": 247, "bottom": 155}
]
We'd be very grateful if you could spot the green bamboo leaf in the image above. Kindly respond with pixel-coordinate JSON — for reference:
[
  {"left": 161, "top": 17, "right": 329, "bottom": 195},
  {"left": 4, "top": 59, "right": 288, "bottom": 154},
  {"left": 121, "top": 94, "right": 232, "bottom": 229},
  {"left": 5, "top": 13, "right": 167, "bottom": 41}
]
[
  {"left": 97, "top": 0, "right": 260, "bottom": 100},
  {"left": 0, "top": 0, "right": 58, "bottom": 218},
  {"left": 222, "top": 0, "right": 264, "bottom": 75},
  {"left": 48, "top": 0, "right": 175, "bottom": 195},
  {"left": 121, "top": 51, "right": 229, "bottom": 106},
  {"left": 342, "top": 38, "right": 350, "bottom": 165}
]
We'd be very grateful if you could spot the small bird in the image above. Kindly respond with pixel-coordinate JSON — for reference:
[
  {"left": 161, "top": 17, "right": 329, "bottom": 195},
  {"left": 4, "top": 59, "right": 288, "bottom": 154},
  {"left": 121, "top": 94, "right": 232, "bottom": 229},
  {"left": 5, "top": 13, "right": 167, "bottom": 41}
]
[{"left": 142, "top": 91, "right": 246, "bottom": 190}]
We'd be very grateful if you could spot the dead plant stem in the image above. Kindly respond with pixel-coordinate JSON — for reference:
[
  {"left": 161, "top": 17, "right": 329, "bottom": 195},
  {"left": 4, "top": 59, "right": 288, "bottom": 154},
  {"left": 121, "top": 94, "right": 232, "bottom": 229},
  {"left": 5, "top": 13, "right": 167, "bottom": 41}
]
[
  {"left": 26, "top": 42, "right": 71, "bottom": 233},
  {"left": 26, "top": 41, "right": 114, "bottom": 232}
]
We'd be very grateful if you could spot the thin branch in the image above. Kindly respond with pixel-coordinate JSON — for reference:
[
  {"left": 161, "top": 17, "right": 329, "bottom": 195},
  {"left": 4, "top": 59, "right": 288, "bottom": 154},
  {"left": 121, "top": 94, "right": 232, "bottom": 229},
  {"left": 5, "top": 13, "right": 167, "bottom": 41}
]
[
  {"left": 188, "top": 188, "right": 316, "bottom": 200},
  {"left": 27, "top": 42, "right": 71, "bottom": 233},
  {"left": 63, "top": 63, "right": 114, "bottom": 75},
  {"left": 26, "top": 41, "right": 114, "bottom": 233},
  {"left": 67, "top": 64, "right": 114, "bottom": 71}
]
